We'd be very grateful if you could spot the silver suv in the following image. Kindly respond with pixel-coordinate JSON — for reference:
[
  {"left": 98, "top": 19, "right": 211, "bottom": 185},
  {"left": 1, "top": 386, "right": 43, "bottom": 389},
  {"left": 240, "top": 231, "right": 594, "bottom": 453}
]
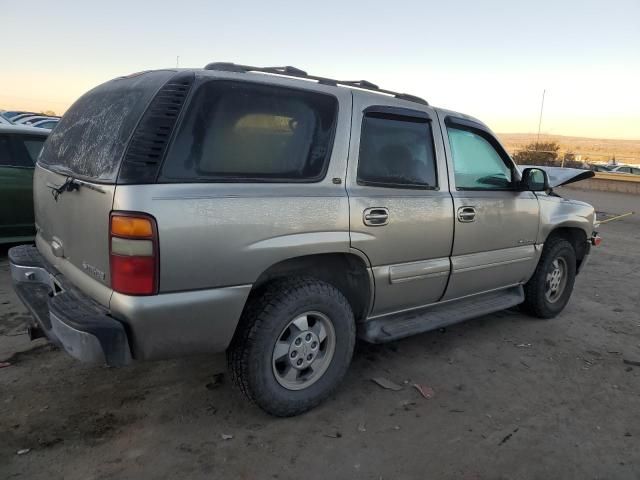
[{"left": 10, "top": 63, "right": 600, "bottom": 416}]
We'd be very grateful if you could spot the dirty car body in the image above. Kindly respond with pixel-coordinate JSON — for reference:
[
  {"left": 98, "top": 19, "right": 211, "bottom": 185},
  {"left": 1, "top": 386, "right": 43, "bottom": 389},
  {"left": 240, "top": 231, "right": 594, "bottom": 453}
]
[{"left": 10, "top": 64, "right": 599, "bottom": 415}]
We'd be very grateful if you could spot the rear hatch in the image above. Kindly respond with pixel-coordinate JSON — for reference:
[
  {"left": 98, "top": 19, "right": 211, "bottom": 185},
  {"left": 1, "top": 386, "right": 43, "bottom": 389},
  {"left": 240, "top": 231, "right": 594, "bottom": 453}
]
[{"left": 34, "top": 70, "right": 177, "bottom": 305}]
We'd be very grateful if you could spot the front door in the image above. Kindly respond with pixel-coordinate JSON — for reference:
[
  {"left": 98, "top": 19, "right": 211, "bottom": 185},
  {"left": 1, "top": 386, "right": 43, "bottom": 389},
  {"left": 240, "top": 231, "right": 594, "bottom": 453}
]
[
  {"left": 438, "top": 115, "right": 540, "bottom": 300},
  {"left": 347, "top": 94, "right": 454, "bottom": 317}
]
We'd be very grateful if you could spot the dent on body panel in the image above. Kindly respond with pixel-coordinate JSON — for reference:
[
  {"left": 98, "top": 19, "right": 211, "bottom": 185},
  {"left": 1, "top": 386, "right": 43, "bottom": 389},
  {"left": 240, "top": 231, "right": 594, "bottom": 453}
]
[{"left": 536, "top": 195, "right": 595, "bottom": 242}]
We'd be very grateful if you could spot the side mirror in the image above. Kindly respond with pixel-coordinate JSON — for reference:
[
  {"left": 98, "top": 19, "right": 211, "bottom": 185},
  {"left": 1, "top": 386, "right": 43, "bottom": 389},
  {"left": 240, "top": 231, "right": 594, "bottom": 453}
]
[{"left": 520, "top": 167, "right": 550, "bottom": 192}]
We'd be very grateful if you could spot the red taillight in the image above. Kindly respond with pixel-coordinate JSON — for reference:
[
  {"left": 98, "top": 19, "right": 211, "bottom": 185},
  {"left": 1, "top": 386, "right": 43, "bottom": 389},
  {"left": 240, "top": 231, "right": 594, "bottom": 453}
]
[
  {"left": 110, "top": 212, "right": 158, "bottom": 295},
  {"left": 592, "top": 235, "right": 602, "bottom": 247},
  {"left": 111, "top": 255, "right": 156, "bottom": 294}
]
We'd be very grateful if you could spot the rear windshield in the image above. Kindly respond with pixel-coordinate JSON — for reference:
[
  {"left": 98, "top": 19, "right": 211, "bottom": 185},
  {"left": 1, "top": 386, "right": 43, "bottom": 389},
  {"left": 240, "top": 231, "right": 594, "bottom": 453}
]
[
  {"left": 38, "top": 70, "right": 174, "bottom": 182},
  {"left": 160, "top": 80, "right": 338, "bottom": 182}
]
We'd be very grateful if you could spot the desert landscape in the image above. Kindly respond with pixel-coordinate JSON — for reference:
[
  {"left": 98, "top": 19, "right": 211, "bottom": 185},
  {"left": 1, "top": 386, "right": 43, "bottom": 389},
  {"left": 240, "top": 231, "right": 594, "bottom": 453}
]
[{"left": 498, "top": 133, "right": 640, "bottom": 165}]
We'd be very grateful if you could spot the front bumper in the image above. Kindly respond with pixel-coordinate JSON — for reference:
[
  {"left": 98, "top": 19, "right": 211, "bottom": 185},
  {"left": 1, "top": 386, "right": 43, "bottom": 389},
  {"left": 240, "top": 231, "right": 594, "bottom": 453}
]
[{"left": 9, "top": 245, "right": 132, "bottom": 366}]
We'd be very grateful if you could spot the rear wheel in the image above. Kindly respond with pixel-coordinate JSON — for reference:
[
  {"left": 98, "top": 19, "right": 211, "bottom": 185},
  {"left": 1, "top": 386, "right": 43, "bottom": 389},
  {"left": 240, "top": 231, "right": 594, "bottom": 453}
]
[
  {"left": 227, "top": 277, "right": 355, "bottom": 416},
  {"left": 522, "top": 237, "right": 577, "bottom": 318}
]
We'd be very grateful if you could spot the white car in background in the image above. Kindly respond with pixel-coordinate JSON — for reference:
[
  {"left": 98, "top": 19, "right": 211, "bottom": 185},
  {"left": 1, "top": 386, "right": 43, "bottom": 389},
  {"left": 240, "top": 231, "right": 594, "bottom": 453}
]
[
  {"left": 608, "top": 165, "right": 640, "bottom": 175},
  {"left": 14, "top": 115, "right": 54, "bottom": 125},
  {"left": 29, "top": 118, "right": 59, "bottom": 129}
]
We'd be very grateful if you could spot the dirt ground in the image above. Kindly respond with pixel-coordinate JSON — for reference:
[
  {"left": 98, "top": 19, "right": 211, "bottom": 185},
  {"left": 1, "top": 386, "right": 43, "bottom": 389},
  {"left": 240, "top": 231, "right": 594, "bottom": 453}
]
[{"left": 1, "top": 189, "right": 639, "bottom": 480}]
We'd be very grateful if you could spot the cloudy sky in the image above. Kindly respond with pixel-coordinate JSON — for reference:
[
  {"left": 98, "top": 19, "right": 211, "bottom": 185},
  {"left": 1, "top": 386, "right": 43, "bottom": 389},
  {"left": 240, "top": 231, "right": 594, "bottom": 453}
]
[{"left": 1, "top": 0, "right": 639, "bottom": 138}]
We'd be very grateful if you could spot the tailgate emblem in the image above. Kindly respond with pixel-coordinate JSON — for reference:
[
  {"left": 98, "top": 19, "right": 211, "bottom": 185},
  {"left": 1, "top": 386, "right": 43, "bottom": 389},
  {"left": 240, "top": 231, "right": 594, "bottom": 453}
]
[{"left": 82, "top": 262, "right": 106, "bottom": 281}]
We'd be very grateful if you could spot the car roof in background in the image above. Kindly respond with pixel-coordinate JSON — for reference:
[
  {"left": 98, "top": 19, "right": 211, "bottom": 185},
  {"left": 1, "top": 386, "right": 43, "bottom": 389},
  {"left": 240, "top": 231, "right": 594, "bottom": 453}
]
[
  {"left": 31, "top": 118, "right": 59, "bottom": 125},
  {"left": 0, "top": 124, "right": 51, "bottom": 135},
  {"left": 15, "top": 116, "right": 55, "bottom": 124}
]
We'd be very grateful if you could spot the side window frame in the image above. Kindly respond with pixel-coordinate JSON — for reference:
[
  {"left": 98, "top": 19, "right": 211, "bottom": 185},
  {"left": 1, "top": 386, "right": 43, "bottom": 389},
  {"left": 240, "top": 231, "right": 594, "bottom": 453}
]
[
  {"left": 356, "top": 106, "right": 439, "bottom": 191},
  {"left": 444, "top": 116, "right": 519, "bottom": 192}
]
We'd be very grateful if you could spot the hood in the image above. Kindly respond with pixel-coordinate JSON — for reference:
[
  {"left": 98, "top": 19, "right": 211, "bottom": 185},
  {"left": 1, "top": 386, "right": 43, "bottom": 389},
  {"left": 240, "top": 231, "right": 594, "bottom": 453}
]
[{"left": 519, "top": 165, "right": 595, "bottom": 187}]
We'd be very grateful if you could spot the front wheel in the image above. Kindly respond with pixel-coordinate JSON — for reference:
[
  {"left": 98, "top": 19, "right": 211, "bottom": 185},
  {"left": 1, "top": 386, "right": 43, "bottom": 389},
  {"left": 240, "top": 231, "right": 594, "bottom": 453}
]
[
  {"left": 227, "top": 277, "right": 356, "bottom": 417},
  {"left": 521, "top": 237, "right": 577, "bottom": 319}
]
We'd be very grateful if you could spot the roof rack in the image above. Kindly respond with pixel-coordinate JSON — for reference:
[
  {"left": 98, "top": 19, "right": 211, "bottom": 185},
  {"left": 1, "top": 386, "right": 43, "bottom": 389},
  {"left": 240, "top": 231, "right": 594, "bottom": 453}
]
[{"left": 203, "top": 62, "right": 428, "bottom": 106}]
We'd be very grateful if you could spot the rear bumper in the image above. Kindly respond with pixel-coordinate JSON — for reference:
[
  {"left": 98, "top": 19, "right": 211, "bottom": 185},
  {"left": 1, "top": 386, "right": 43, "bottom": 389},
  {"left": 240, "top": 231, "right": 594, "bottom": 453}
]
[{"left": 9, "top": 245, "right": 132, "bottom": 366}]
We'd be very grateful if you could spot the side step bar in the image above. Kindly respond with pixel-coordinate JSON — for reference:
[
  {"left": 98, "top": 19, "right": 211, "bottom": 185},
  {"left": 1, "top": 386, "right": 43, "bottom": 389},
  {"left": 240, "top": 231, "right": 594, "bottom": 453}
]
[{"left": 359, "top": 286, "right": 524, "bottom": 343}]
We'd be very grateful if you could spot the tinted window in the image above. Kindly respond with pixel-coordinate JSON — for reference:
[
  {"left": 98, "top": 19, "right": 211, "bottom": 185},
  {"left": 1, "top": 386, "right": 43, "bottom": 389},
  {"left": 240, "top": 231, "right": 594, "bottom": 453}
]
[
  {"left": 447, "top": 126, "right": 513, "bottom": 190},
  {"left": 357, "top": 113, "right": 437, "bottom": 189},
  {"left": 38, "top": 70, "right": 174, "bottom": 182},
  {"left": 617, "top": 167, "right": 631, "bottom": 173},
  {"left": 0, "top": 135, "right": 13, "bottom": 165},
  {"left": 22, "top": 137, "right": 47, "bottom": 163},
  {"left": 161, "top": 81, "right": 337, "bottom": 182},
  {"left": 0, "top": 134, "right": 46, "bottom": 167}
]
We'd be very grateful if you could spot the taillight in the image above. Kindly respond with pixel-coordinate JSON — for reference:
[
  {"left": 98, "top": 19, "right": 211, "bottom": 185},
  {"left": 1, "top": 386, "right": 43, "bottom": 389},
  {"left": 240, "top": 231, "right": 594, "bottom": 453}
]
[
  {"left": 110, "top": 212, "right": 158, "bottom": 295},
  {"left": 591, "top": 234, "right": 602, "bottom": 247}
]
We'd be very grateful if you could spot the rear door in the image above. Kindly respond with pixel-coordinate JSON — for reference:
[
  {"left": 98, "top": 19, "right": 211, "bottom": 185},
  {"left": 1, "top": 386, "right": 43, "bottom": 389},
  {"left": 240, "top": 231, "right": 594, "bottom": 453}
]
[
  {"left": 347, "top": 93, "right": 454, "bottom": 316},
  {"left": 438, "top": 114, "right": 540, "bottom": 300},
  {"left": 0, "top": 133, "right": 46, "bottom": 240}
]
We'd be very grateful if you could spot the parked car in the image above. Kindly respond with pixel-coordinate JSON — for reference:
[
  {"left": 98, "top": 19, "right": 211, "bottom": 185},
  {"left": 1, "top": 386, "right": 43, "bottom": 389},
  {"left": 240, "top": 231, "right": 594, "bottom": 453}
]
[
  {"left": 9, "top": 64, "right": 599, "bottom": 416},
  {"left": 589, "top": 164, "right": 613, "bottom": 172},
  {"left": 0, "top": 124, "right": 49, "bottom": 243},
  {"left": 2, "top": 111, "right": 35, "bottom": 121},
  {"left": 608, "top": 165, "right": 640, "bottom": 175},
  {"left": 14, "top": 115, "right": 58, "bottom": 125},
  {"left": 29, "top": 119, "right": 59, "bottom": 129},
  {"left": 6, "top": 112, "right": 40, "bottom": 122}
]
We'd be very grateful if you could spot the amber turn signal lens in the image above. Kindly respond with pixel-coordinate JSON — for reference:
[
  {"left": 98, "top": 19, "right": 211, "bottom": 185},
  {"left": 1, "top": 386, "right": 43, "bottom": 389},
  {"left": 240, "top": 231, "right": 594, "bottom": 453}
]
[{"left": 111, "top": 215, "right": 153, "bottom": 238}]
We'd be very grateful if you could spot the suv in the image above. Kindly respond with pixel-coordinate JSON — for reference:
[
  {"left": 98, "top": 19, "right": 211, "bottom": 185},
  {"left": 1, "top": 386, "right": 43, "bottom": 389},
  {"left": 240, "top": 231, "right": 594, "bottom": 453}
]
[{"left": 10, "top": 64, "right": 599, "bottom": 416}]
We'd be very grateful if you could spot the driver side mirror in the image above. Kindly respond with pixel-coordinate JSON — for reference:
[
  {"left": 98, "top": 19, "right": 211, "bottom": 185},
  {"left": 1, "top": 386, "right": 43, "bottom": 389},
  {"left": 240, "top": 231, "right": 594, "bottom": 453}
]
[{"left": 520, "top": 167, "right": 550, "bottom": 192}]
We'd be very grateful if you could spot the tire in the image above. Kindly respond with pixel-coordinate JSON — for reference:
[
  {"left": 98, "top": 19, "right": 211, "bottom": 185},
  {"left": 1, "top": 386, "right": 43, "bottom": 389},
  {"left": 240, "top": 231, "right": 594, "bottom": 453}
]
[
  {"left": 521, "top": 236, "right": 577, "bottom": 319},
  {"left": 227, "top": 277, "right": 356, "bottom": 417}
]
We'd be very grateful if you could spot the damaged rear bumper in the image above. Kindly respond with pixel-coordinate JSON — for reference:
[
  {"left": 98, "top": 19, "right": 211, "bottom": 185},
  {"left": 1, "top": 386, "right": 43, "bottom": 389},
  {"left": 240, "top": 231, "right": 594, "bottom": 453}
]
[{"left": 9, "top": 245, "right": 132, "bottom": 366}]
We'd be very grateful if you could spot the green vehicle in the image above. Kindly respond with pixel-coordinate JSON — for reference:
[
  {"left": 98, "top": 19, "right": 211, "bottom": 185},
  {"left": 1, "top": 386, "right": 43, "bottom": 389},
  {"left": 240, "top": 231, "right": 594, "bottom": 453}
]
[{"left": 0, "top": 124, "right": 49, "bottom": 244}]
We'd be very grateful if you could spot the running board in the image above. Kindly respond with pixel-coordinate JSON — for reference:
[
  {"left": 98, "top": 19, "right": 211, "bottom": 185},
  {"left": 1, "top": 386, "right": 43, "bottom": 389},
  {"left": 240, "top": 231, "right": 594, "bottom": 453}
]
[{"left": 359, "top": 286, "right": 524, "bottom": 343}]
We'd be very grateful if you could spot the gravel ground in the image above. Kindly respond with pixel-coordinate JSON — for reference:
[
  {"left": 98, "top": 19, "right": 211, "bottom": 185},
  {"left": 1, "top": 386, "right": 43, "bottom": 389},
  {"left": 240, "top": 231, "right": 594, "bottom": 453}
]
[{"left": 1, "top": 190, "right": 639, "bottom": 480}]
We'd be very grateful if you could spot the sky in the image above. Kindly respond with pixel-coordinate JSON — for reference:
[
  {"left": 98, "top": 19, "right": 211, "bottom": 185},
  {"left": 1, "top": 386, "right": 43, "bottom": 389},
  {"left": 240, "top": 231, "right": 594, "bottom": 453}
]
[{"left": 1, "top": 0, "right": 639, "bottom": 139}]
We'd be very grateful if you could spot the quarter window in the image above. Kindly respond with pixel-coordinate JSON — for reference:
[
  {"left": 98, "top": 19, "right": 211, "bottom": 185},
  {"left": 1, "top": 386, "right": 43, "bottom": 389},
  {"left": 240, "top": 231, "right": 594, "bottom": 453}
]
[
  {"left": 447, "top": 126, "right": 513, "bottom": 190},
  {"left": 357, "top": 113, "right": 437, "bottom": 189},
  {"left": 161, "top": 81, "right": 338, "bottom": 182}
]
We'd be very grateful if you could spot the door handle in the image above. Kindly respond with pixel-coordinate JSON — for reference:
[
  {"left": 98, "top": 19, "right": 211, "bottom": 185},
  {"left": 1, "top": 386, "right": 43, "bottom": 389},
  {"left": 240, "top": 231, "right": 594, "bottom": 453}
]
[
  {"left": 363, "top": 207, "right": 389, "bottom": 226},
  {"left": 457, "top": 206, "right": 476, "bottom": 223}
]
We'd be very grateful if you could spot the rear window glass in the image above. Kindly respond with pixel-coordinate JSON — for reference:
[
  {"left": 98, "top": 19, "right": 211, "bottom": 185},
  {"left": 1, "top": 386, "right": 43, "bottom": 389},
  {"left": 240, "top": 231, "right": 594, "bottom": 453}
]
[
  {"left": 160, "top": 80, "right": 338, "bottom": 182},
  {"left": 38, "top": 71, "right": 173, "bottom": 182}
]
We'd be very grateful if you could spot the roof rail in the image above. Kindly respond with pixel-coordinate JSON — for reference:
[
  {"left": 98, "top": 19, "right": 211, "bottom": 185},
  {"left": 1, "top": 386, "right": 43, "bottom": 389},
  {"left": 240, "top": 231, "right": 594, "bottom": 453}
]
[{"left": 203, "top": 62, "right": 429, "bottom": 106}]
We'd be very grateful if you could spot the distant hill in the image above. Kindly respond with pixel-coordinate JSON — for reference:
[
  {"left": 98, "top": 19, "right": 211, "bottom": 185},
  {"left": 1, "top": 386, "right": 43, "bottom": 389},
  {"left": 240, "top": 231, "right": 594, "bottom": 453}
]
[{"left": 497, "top": 133, "right": 640, "bottom": 164}]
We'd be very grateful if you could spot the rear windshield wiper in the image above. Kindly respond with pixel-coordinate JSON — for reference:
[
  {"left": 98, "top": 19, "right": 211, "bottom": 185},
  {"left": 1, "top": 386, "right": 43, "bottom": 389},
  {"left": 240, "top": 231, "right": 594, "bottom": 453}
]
[
  {"left": 46, "top": 176, "right": 107, "bottom": 201},
  {"left": 47, "top": 177, "right": 81, "bottom": 201}
]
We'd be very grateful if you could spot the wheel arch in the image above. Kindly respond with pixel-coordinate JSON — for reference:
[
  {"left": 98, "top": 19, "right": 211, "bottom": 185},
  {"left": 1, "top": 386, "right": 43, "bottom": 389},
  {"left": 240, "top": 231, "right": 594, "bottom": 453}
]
[
  {"left": 545, "top": 226, "right": 589, "bottom": 272},
  {"left": 251, "top": 252, "right": 374, "bottom": 322}
]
